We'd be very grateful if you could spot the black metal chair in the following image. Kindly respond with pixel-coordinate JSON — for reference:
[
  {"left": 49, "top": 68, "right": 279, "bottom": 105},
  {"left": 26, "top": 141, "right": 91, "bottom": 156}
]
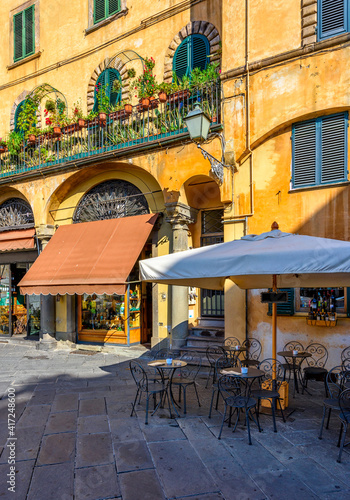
[
  {"left": 302, "top": 343, "right": 328, "bottom": 396},
  {"left": 208, "top": 354, "right": 241, "bottom": 418},
  {"left": 217, "top": 375, "right": 261, "bottom": 444},
  {"left": 337, "top": 388, "right": 350, "bottom": 463},
  {"left": 241, "top": 338, "right": 262, "bottom": 367},
  {"left": 280, "top": 341, "right": 305, "bottom": 382},
  {"left": 319, "top": 366, "right": 347, "bottom": 440},
  {"left": 171, "top": 353, "right": 202, "bottom": 414},
  {"left": 341, "top": 347, "right": 350, "bottom": 371},
  {"left": 129, "top": 360, "right": 168, "bottom": 424},
  {"left": 222, "top": 336, "right": 241, "bottom": 349},
  {"left": 205, "top": 345, "right": 227, "bottom": 388},
  {"left": 250, "top": 358, "right": 286, "bottom": 432}
]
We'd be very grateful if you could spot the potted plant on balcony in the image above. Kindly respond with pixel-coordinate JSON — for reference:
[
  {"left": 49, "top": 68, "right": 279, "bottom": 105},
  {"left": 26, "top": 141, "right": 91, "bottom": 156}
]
[
  {"left": 109, "top": 102, "right": 126, "bottom": 121},
  {"left": 72, "top": 100, "right": 86, "bottom": 129},
  {"left": 0, "top": 138, "right": 7, "bottom": 154},
  {"left": 95, "top": 83, "right": 111, "bottom": 126},
  {"left": 27, "top": 127, "right": 38, "bottom": 145},
  {"left": 157, "top": 82, "right": 171, "bottom": 103},
  {"left": 133, "top": 57, "right": 157, "bottom": 111},
  {"left": 16, "top": 97, "right": 38, "bottom": 139},
  {"left": 7, "top": 131, "right": 23, "bottom": 156}
]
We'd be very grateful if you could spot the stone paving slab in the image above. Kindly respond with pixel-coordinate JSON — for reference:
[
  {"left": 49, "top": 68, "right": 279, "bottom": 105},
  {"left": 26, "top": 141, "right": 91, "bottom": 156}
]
[
  {"left": 27, "top": 462, "right": 74, "bottom": 500},
  {"left": 37, "top": 432, "right": 76, "bottom": 465},
  {"left": 75, "top": 463, "right": 120, "bottom": 500},
  {"left": 76, "top": 432, "right": 114, "bottom": 468},
  {"left": 118, "top": 469, "right": 165, "bottom": 500},
  {"left": 114, "top": 439, "right": 154, "bottom": 472}
]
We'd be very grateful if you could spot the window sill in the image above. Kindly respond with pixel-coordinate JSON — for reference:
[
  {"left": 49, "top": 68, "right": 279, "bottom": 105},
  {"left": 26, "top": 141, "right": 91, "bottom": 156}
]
[
  {"left": 85, "top": 9, "right": 128, "bottom": 35},
  {"left": 289, "top": 181, "right": 350, "bottom": 193},
  {"left": 294, "top": 312, "right": 347, "bottom": 318},
  {"left": 7, "top": 51, "right": 41, "bottom": 70}
]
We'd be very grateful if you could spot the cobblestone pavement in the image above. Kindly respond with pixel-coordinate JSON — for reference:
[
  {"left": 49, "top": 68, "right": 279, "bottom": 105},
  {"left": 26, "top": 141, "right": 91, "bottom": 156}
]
[{"left": 0, "top": 341, "right": 349, "bottom": 500}]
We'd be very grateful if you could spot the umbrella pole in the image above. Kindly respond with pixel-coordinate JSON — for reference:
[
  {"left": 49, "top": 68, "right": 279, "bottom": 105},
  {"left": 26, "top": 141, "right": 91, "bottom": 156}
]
[{"left": 272, "top": 274, "right": 277, "bottom": 381}]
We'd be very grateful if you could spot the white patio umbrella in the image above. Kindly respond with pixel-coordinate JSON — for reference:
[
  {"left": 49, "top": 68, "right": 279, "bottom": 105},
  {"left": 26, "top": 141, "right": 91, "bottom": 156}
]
[{"left": 140, "top": 223, "right": 350, "bottom": 372}]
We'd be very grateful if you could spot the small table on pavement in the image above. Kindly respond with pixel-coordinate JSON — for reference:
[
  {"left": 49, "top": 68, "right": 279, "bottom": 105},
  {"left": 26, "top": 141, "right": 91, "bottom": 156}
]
[
  {"left": 147, "top": 359, "right": 187, "bottom": 418},
  {"left": 220, "top": 367, "right": 265, "bottom": 395},
  {"left": 277, "top": 350, "right": 312, "bottom": 397}
]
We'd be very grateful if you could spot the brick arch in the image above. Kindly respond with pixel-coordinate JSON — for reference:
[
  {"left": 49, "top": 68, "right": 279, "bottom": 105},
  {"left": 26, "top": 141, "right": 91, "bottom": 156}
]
[
  {"left": 10, "top": 90, "right": 42, "bottom": 132},
  {"left": 87, "top": 57, "right": 130, "bottom": 112},
  {"left": 163, "top": 21, "right": 221, "bottom": 82}
]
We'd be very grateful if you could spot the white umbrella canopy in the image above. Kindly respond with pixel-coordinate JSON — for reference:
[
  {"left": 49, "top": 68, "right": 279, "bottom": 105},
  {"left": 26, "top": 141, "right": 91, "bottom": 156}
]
[
  {"left": 140, "top": 228, "right": 350, "bottom": 290},
  {"left": 140, "top": 225, "right": 350, "bottom": 373}
]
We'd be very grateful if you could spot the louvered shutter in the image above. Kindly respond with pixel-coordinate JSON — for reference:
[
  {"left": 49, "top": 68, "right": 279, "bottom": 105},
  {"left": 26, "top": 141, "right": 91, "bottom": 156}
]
[
  {"left": 108, "top": 0, "right": 120, "bottom": 16},
  {"left": 14, "top": 13, "right": 23, "bottom": 61},
  {"left": 268, "top": 289, "right": 295, "bottom": 316},
  {"left": 174, "top": 38, "right": 190, "bottom": 80},
  {"left": 319, "top": 0, "right": 347, "bottom": 39},
  {"left": 108, "top": 69, "right": 121, "bottom": 106},
  {"left": 14, "top": 101, "right": 25, "bottom": 133},
  {"left": 94, "top": 0, "right": 106, "bottom": 24},
  {"left": 192, "top": 35, "right": 209, "bottom": 72},
  {"left": 94, "top": 72, "right": 106, "bottom": 112},
  {"left": 293, "top": 121, "right": 317, "bottom": 187},
  {"left": 321, "top": 114, "right": 347, "bottom": 184},
  {"left": 24, "top": 6, "right": 35, "bottom": 57}
]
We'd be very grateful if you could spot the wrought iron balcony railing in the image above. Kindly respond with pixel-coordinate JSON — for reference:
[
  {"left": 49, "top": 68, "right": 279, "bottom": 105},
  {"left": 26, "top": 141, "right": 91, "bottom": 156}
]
[{"left": 0, "top": 82, "right": 221, "bottom": 180}]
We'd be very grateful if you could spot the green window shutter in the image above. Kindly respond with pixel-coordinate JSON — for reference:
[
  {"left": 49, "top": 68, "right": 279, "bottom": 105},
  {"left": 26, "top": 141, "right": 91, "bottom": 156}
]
[
  {"left": 192, "top": 35, "right": 209, "bottom": 71},
  {"left": 319, "top": 0, "right": 347, "bottom": 40},
  {"left": 14, "top": 101, "right": 25, "bottom": 133},
  {"left": 94, "top": 0, "right": 106, "bottom": 24},
  {"left": 24, "top": 6, "right": 35, "bottom": 57},
  {"left": 292, "top": 120, "right": 317, "bottom": 187},
  {"left": 107, "top": 69, "right": 122, "bottom": 106},
  {"left": 321, "top": 114, "right": 347, "bottom": 184},
  {"left": 268, "top": 289, "right": 295, "bottom": 316},
  {"left": 14, "top": 13, "right": 23, "bottom": 61},
  {"left": 108, "top": 0, "right": 120, "bottom": 16},
  {"left": 93, "top": 71, "right": 107, "bottom": 112},
  {"left": 173, "top": 38, "right": 190, "bottom": 80}
]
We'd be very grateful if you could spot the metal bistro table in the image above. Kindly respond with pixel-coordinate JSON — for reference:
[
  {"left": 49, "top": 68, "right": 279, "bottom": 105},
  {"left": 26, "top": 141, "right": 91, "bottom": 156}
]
[
  {"left": 223, "top": 346, "right": 248, "bottom": 363},
  {"left": 277, "top": 350, "right": 312, "bottom": 397},
  {"left": 220, "top": 367, "right": 265, "bottom": 395},
  {"left": 147, "top": 359, "right": 187, "bottom": 418}
]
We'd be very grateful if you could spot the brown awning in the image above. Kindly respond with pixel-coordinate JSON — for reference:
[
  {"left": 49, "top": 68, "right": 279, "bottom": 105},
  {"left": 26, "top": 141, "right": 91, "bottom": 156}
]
[
  {"left": 0, "top": 228, "right": 35, "bottom": 251},
  {"left": 19, "top": 214, "right": 158, "bottom": 295}
]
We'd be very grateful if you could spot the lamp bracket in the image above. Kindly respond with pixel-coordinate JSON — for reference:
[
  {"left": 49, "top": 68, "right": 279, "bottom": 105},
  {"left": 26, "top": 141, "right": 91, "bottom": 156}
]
[{"left": 197, "top": 144, "right": 230, "bottom": 185}]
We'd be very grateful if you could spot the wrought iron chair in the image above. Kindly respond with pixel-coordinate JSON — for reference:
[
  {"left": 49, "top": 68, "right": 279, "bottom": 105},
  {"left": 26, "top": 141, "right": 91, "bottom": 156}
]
[
  {"left": 208, "top": 354, "right": 241, "bottom": 418},
  {"left": 241, "top": 337, "right": 262, "bottom": 367},
  {"left": 205, "top": 345, "right": 227, "bottom": 388},
  {"left": 171, "top": 353, "right": 202, "bottom": 414},
  {"left": 319, "top": 366, "right": 347, "bottom": 440},
  {"left": 280, "top": 341, "right": 305, "bottom": 382},
  {"left": 341, "top": 346, "right": 350, "bottom": 371},
  {"left": 337, "top": 388, "right": 350, "bottom": 463},
  {"left": 302, "top": 342, "right": 328, "bottom": 396},
  {"left": 250, "top": 358, "right": 286, "bottom": 432},
  {"left": 129, "top": 360, "right": 168, "bottom": 424},
  {"left": 222, "top": 336, "right": 241, "bottom": 349},
  {"left": 218, "top": 375, "right": 261, "bottom": 444}
]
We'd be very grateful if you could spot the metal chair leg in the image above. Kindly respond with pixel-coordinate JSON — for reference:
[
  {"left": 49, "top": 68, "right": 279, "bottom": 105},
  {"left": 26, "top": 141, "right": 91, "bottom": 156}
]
[
  {"left": 218, "top": 404, "right": 227, "bottom": 439},
  {"left": 208, "top": 388, "right": 215, "bottom": 418},
  {"left": 319, "top": 405, "right": 326, "bottom": 439},
  {"left": 130, "top": 388, "right": 140, "bottom": 417},
  {"left": 194, "top": 382, "right": 201, "bottom": 407},
  {"left": 337, "top": 422, "right": 347, "bottom": 463},
  {"left": 326, "top": 407, "right": 332, "bottom": 430},
  {"left": 246, "top": 408, "right": 252, "bottom": 445}
]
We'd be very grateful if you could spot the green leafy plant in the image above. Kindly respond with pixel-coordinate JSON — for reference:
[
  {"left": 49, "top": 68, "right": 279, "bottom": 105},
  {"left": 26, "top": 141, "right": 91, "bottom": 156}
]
[
  {"left": 7, "top": 131, "right": 23, "bottom": 155},
  {"left": 112, "top": 79, "right": 122, "bottom": 93},
  {"left": 0, "top": 138, "right": 7, "bottom": 147},
  {"left": 45, "top": 99, "right": 56, "bottom": 113},
  {"left": 127, "top": 67, "right": 136, "bottom": 79},
  {"left": 95, "top": 83, "right": 111, "bottom": 113},
  {"left": 158, "top": 82, "right": 171, "bottom": 94},
  {"left": 133, "top": 57, "right": 157, "bottom": 99},
  {"left": 16, "top": 98, "right": 38, "bottom": 138},
  {"left": 72, "top": 99, "right": 83, "bottom": 120}
]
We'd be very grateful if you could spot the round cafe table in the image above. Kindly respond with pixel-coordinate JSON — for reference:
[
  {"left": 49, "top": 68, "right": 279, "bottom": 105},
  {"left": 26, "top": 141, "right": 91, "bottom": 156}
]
[
  {"left": 220, "top": 367, "right": 265, "bottom": 396},
  {"left": 277, "top": 350, "right": 312, "bottom": 397},
  {"left": 147, "top": 359, "right": 187, "bottom": 418}
]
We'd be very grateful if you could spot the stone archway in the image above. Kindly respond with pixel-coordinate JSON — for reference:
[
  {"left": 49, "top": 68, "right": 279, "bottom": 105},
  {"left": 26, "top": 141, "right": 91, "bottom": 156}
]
[{"left": 163, "top": 21, "right": 221, "bottom": 82}]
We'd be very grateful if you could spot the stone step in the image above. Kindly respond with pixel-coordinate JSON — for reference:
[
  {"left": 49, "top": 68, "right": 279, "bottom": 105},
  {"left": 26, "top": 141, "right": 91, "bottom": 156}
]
[
  {"left": 190, "top": 327, "right": 224, "bottom": 339},
  {"left": 186, "top": 335, "right": 224, "bottom": 349}
]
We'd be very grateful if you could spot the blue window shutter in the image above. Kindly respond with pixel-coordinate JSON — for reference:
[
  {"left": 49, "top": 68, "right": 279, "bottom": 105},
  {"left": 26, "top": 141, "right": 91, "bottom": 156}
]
[
  {"left": 14, "top": 12, "right": 23, "bottom": 61},
  {"left": 293, "top": 120, "right": 317, "bottom": 187},
  {"left": 108, "top": 0, "right": 120, "bottom": 16},
  {"left": 107, "top": 69, "right": 122, "bottom": 106},
  {"left": 24, "top": 6, "right": 35, "bottom": 57},
  {"left": 93, "top": 71, "right": 107, "bottom": 112},
  {"left": 94, "top": 0, "right": 106, "bottom": 24},
  {"left": 174, "top": 38, "right": 190, "bottom": 80},
  {"left": 192, "top": 35, "right": 209, "bottom": 71},
  {"left": 319, "top": 0, "right": 347, "bottom": 40},
  {"left": 321, "top": 114, "right": 347, "bottom": 184},
  {"left": 268, "top": 289, "right": 295, "bottom": 316}
]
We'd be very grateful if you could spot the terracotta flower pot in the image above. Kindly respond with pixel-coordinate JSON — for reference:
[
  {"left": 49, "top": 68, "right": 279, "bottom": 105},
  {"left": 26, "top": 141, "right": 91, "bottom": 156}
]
[
  {"left": 62, "top": 124, "right": 76, "bottom": 134},
  {"left": 27, "top": 134, "right": 37, "bottom": 145},
  {"left": 98, "top": 112, "right": 107, "bottom": 126},
  {"left": 53, "top": 126, "right": 61, "bottom": 138},
  {"left": 168, "top": 89, "right": 190, "bottom": 104},
  {"left": 124, "top": 103, "right": 132, "bottom": 115},
  {"left": 78, "top": 118, "right": 87, "bottom": 129},
  {"left": 139, "top": 98, "right": 150, "bottom": 111},
  {"left": 0, "top": 146, "right": 7, "bottom": 154},
  {"left": 158, "top": 91, "right": 167, "bottom": 103},
  {"left": 149, "top": 97, "right": 159, "bottom": 109}
]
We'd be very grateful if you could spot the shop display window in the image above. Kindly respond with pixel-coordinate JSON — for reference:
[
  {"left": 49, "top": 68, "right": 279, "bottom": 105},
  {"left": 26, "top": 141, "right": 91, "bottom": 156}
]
[
  {"left": 0, "top": 265, "right": 11, "bottom": 335},
  {"left": 297, "top": 287, "right": 345, "bottom": 314}
]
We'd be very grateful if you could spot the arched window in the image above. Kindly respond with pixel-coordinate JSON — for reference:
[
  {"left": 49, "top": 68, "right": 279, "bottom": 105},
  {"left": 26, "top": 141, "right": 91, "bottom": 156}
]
[
  {"left": 14, "top": 100, "right": 26, "bottom": 133},
  {"left": 173, "top": 34, "right": 210, "bottom": 80},
  {"left": 93, "top": 68, "right": 122, "bottom": 112},
  {"left": 73, "top": 180, "right": 149, "bottom": 223},
  {"left": 0, "top": 198, "right": 34, "bottom": 229}
]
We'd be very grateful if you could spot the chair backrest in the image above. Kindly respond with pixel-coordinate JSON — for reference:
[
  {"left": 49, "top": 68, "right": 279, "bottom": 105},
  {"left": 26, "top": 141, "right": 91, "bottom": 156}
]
[
  {"left": 326, "top": 366, "right": 346, "bottom": 399},
  {"left": 283, "top": 341, "right": 304, "bottom": 353},
  {"left": 129, "top": 360, "right": 148, "bottom": 392},
  {"left": 341, "top": 347, "right": 350, "bottom": 370},
  {"left": 154, "top": 348, "right": 181, "bottom": 360},
  {"left": 223, "top": 336, "right": 241, "bottom": 348},
  {"left": 178, "top": 352, "right": 202, "bottom": 380},
  {"left": 257, "top": 358, "right": 285, "bottom": 389},
  {"left": 305, "top": 343, "right": 328, "bottom": 368},
  {"left": 218, "top": 375, "right": 250, "bottom": 405},
  {"left": 339, "top": 388, "right": 350, "bottom": 423},
  {"left": 206, "top": 346, "right": 226, "bottom": 368},
  {"left": 214, "top": 354, "right": 239, "bottom": 380},
  {"left": 242, "top": 337, "right": 262, "bottom": 361}
]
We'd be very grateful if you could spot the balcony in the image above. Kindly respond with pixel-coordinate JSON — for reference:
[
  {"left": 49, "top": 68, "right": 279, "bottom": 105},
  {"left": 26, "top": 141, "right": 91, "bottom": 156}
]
[{"left": 0, "top": 83, "right": 221, "bottom": 181}]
